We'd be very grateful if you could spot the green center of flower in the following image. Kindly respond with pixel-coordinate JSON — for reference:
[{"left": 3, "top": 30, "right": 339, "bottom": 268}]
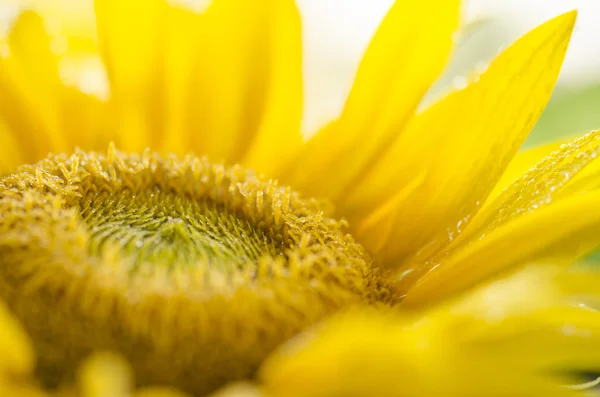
[
  {"left": 0, "top": 147, "right": 393, "bottom": 396},
  {"left": 81, "top": 189, "right": 281, "bottom": 271}
]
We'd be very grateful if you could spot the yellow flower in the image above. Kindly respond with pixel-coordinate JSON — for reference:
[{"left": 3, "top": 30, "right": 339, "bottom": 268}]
[{"left": 1, "top": 0, "right": 600, "bottom": 396}]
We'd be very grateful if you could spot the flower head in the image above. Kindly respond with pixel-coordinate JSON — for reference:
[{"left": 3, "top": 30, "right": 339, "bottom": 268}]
[{"left": 0, "top": 1, "right": 600, "bottom": 396}]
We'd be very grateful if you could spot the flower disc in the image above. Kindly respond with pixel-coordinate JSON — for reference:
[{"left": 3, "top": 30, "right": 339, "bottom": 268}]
[{"left": 0, "top": 147, "right": 393, "bottom": 395}]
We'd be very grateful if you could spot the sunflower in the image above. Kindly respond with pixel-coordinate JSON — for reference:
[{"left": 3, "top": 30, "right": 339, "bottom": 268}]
[{"left": 1, "top": 0, "right": 600, "bottom": 396}]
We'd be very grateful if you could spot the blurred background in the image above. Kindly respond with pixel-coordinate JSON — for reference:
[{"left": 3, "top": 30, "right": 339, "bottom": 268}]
[
  {"left": 299, "top": 0, "right": 600, "bottom": 143},
  {"left": 1, "top": 0, "right": 600, "bottom": 144}
]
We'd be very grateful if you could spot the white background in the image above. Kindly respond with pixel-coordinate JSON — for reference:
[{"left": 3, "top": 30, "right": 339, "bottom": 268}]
[{"left": 299, "top": 0, "right": 600, "bottom": 133}]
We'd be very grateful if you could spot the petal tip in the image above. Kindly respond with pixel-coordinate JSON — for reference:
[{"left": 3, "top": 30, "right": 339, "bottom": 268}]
[{"left": 555, "top": 9, "right": 578, "bottom": 30}]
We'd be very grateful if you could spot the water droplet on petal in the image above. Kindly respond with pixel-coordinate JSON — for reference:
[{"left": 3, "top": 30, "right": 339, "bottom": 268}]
[{"left": 452, "top": 75, "right": 469, "bottom": 90}]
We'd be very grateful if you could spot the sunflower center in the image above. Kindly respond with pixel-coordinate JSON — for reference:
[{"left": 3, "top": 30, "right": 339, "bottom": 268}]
[
  {"left": 80, "top": 189, "right": 280, "bottom": 271},
  {"left": 0, "top": 147, "right": 393, "bottom": 396}
]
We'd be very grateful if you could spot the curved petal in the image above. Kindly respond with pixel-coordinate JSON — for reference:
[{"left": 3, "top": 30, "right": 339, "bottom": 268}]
[
  {"left": 160, "top": 5, "right": 200, "bottom": 155},
  {"left": 0, "top": 8, "right": 109, "bottom": 165},
  {"left": 0, "top": 300, "right": 37, "bottom": 396},
  {"left": 0, "top": 301, "right": 33, "bottom": 378},
  {"left": 173, "top": 0, "right": 260, "bottom": 163},
  {"left": 0, "top": 120, "right": 24, "bottom": 174},
  {"left": 0, "top": 10, "right": 67, "bottom": 162},
  {"left": 77, "top": 352, "right": 133, "bottom": 397},
  {"left": 412, "top": 131, "right": 600, "bottom": 299},
  {"left": 489, "top": 138, "right": 569, "bottom": 199},
  {"left": 260, "top": 265, "right": 599, "bottom": 397},
  {"left": 176, "top": 0, "right": 302, "bottom": 171},
  {"left": 94, "top": 0, "right": 167, "bottom": 151},
  {"left": 1, "top": 0, "right": 97, "bottom": 53},
  {"left": 282, "top": 0, "right": 460, "bottom": 200},
  {"left": 240, "top": 0, "right": 303, "bottom": 176},
  {"left": 401, "top": 190, "right": 600, "bottom": 308},
  {"left": 450, "top": 130, "right": 600, "bottom": 251},
  {"left": 343, "top": 11, "right": 577, "bottom": 266}
]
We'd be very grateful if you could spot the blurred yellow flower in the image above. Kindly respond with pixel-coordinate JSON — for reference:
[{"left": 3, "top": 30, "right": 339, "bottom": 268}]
[{"left": 1, "top": 0, "right": 600, "bottom": 397}]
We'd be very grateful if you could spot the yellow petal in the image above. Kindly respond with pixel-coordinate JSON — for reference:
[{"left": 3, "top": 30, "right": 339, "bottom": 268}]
[
  {"left": 489, "top": 138, "right": 569, "bottom": 199},
  {"left": 177, "top": 1, "right": 257, "bottom": 162},
  {"left": 241, "top": 0, "right": 303, "bottom": 176},
  {"left": 281, "top": 0, "right": 460, "bottom": 200},
  {"left": 78, "top": 352, "right": 132, "bottom": 397},
  {"left": 478, "top": 305, "right": 600, "bottom": 373},
  {"left": 94, "top": 0, "right": 166, "bottom": 151},
  {"left": 180, "top": 0, "right": 302, "bottom": 170},
  {"left": 401, "top": 190, "right": 600, "bottom": 308},
  {"left": 433, "top": 265, "right": 600, "bottom": 374},
  {"left": 160, "top": 6, "right": 200, "bottom": 155},
  {"left": 554, "top": 136, "right": 600, "bottom": 196},
  {"left": 344, "top": 11, "right": 577, "bottom": 265},
  {"left": 262, "top": 265, "right": 600, "bottom": 397},
  {"left": 451, "top": 130, "right": 600, "bottom": 251},
  {"left": 0, "top": 301, "right": 34, "bottom": 377},
  {"left": 1, "top": 7, "right": 108, "bottom": 160},
  {"left": 0, "top": 120, "right": 24, "bottom": 174},
  {"left": 556, "top": 266, "right": 600, "bottom": 304},
  {"left": 0, "top": 10, "right": 67, "bottom": 161},
  {"left": 353, "top": 173, "right": 426, "bottom": 254},
  {"left": 409, "top": 132, "right": 600, "bottom": 296},
  {"left": 2, "top": 0, "right": 98, "bottom": 54},
  {"left": 60, "top": 83, "right": 109, "bottom": 153},
  {"left": 260, "top": 309, "right": 580, "bottom": 397}
]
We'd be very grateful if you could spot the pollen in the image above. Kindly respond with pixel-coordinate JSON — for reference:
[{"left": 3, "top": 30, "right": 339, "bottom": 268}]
[{"left": 0, "top": 146, "right": 393, "bottom": 396}]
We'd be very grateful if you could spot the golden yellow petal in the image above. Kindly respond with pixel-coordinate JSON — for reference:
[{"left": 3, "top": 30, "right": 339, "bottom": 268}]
[
  {"left": 175, "top": 1, "right": 257, "bottom": 162},
  {"left": 2, "top": 0, "right": 97, "bottom": 54},
  {"left": 431, "top": 265, "right": 600, "bottom": 374},
  {"left": 94, "top": 0, "right": 166, "bottom": 151},
  {"left": 59, "top": 84, "right": 109, "bottom": 153},
  {"left": 489, "top": 138, "right": 569, "bottom": 199},
  {"left": 344, "top": 11, "right": 576, "bottom": 266},
  {"left": 0, "top": 4, "right": 109, "bottom": 159},
  {"left": 451, "top": 130, "right": 600, "bottom": 251},
  {"left": 402, "top": 190, "right": 600, "bottom": 308},
  {"left": 0, "top": 120, "right": 24, "bottom": 174},
  {"left": 353, "top": 173, "right": 425, "bottom": 254},
  {"left": 558, "top": 265, "right": 600, "bottom": 299},
  {"left": 77, "top": 352, "right": 132, "bottom": 397},
  {"left": 554, "top": 137, "right": 600, "bottom": 196},
  {"left": 398, "top": 133, "right": 600, "bottom": 305},
  {"left": 180, "top": 0, "right": 302, "bottom": 170},
  {"left": 0, "top": 10, "right": 67, "bottom": 161},
  {"left": 241, "top": 0, "right": 303, "bottom": 176},
  {"left": 260, "top": 311, "right": 579, "bottom": 397},
  {"left": 281, "top": 0, "right": 460, "bottom": 200},
  {"left": 0, "top": 301, "right": 34, "bottom": 377},
  {"left": 161, "top": 6, "right": 201, "bottom": 155},
  {"left": 261, "top": 265, "right": 600, "bottom": 397},
  {"left": 478, "top": 305, "right": 600, "bottom": 373}
]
